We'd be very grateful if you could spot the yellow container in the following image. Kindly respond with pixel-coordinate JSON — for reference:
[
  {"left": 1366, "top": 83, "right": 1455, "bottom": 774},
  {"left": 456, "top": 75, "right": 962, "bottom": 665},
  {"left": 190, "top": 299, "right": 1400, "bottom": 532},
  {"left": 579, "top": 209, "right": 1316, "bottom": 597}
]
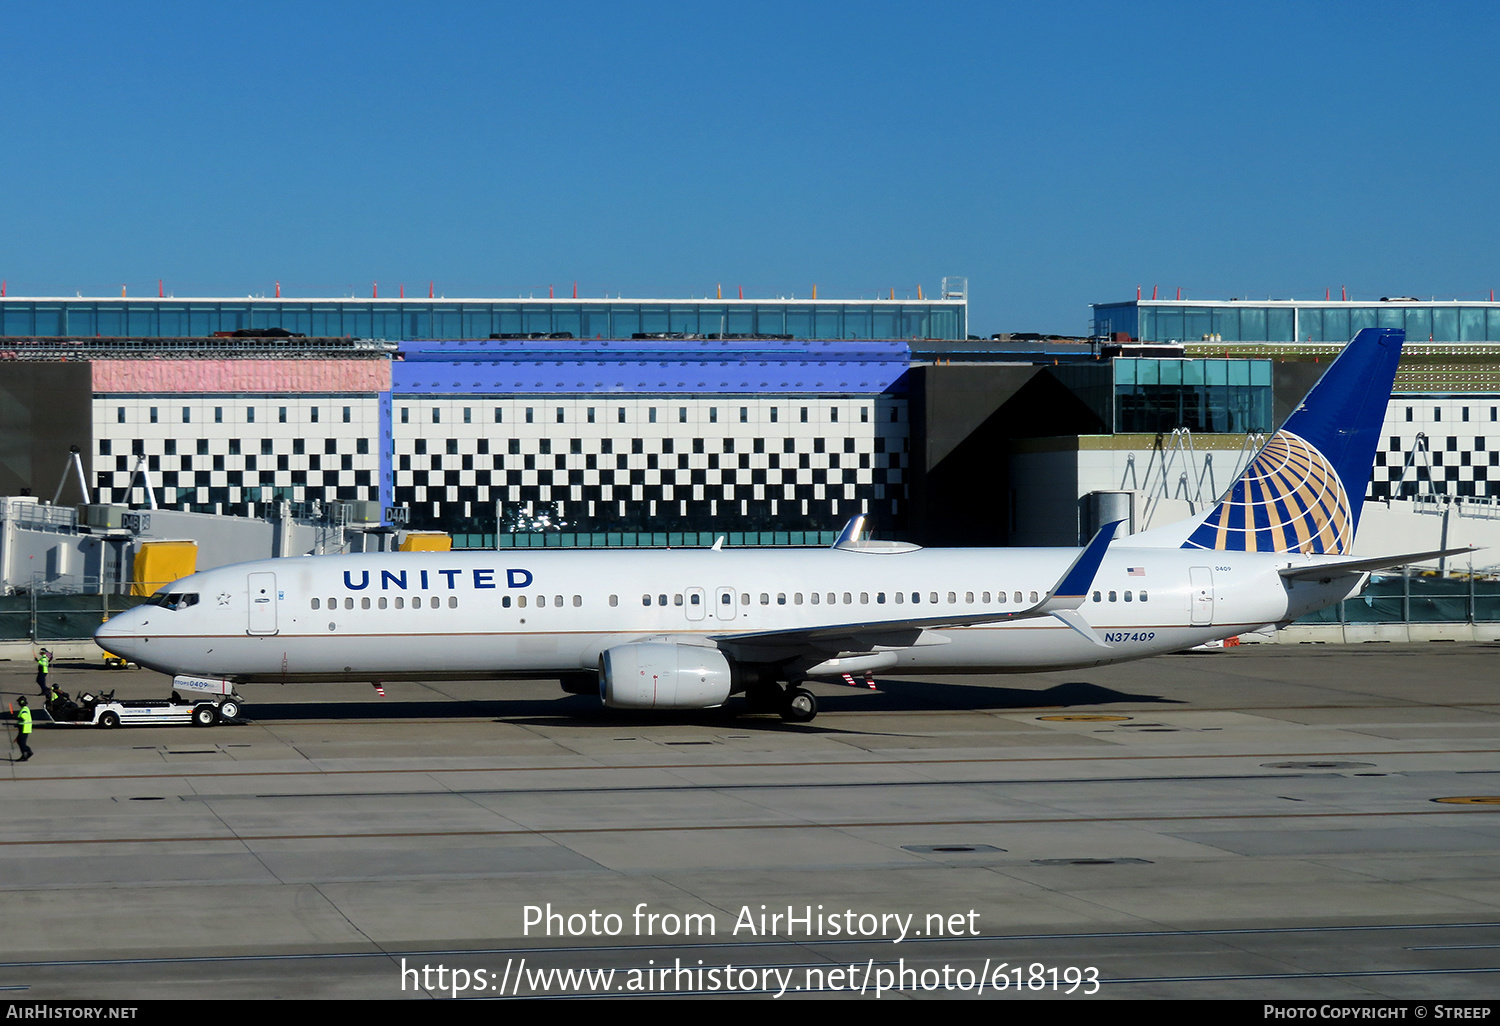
[
  {"left": 133, "top": 540, "right": 198, "bottom": 596},
  {"left": 398, "top": 532, "right": 452, "bottom": 552}
]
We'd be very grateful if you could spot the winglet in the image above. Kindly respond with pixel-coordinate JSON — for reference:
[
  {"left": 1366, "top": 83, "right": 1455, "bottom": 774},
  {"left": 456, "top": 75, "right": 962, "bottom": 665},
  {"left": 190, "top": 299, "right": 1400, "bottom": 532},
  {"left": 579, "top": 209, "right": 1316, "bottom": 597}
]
[
  {"left": 832, "top": 514, "right": 868, "bottom": 549},
  {"left": 1038, "top": 520, "right": 1121, "bottom": 613}
]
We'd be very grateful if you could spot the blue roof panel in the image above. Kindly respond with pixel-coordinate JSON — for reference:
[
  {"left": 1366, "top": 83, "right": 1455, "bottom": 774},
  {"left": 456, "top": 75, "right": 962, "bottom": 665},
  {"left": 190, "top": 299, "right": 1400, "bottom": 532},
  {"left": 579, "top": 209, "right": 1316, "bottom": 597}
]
[{"left": 391, "top": 338, "right": 910, "bottom": 394}]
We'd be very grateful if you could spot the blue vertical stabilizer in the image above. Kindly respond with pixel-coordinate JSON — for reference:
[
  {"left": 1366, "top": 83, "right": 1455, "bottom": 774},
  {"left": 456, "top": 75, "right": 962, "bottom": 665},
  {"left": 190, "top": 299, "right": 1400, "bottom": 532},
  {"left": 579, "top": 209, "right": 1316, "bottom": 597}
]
[{"left": 1174, "top": 328, "right": 1404, "bottom": 554}]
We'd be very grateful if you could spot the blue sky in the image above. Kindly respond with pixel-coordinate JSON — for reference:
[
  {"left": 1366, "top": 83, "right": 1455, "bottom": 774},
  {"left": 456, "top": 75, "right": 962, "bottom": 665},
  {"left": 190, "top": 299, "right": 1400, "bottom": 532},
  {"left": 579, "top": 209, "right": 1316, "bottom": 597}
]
[{"left": 2, "top": 1, "right": 1496, "bottom": 335}]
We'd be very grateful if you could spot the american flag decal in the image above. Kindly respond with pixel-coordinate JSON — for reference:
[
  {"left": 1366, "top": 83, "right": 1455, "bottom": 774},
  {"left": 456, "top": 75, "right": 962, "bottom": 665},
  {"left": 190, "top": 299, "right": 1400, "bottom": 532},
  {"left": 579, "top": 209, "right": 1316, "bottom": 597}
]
[{"left": 1127, "top": 567, "right": 1146, "bottom": 577}]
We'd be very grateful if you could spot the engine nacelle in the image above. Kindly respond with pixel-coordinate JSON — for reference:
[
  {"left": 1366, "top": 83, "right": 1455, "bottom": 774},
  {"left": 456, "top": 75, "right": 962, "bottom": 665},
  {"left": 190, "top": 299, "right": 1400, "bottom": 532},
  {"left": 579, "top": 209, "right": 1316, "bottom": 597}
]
[{"left": 599, "top": 643, "right": 733, "bottom": 710}]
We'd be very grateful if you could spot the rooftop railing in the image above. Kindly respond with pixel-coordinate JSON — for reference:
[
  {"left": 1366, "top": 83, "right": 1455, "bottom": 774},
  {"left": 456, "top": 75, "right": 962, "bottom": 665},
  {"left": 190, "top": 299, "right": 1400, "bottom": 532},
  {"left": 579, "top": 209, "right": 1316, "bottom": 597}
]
[{"left": 0, "top": 336, "right": 397, "bottom": 360}]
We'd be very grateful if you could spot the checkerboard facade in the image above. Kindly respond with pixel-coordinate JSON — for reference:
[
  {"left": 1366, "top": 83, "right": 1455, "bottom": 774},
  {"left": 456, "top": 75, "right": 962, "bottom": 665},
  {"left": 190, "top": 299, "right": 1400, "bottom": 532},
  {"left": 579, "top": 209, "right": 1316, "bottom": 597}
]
[
  {"left": 389, "top": 396, "right": 907, "bottom": 533},
  {"left": 1369, "top": 397, "right": 1500, "bottom": 500},
  {"left": 90, "top": 393, "right": 909, "bottom": 535},
  {"left": 93, "top": 396, "right": 382, "bottom": 510}
]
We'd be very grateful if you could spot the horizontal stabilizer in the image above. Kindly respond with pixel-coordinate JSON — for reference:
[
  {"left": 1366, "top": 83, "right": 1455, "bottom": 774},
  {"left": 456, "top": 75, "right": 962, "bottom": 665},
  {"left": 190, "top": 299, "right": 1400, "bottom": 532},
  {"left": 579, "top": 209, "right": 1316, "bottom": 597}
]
[{"left": 1279, "top": 546, "right": 1480, "bottom": 581}]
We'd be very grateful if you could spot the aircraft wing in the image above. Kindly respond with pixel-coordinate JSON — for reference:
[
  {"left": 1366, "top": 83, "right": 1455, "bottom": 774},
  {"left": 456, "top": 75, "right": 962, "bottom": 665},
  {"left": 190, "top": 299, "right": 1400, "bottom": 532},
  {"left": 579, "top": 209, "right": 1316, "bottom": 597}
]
[
  {"left": 717, "top": 520, "right": 1121, "bottom": 653},
  {"left": 1278, "top": 546, "right": 1480, "bottom": 581}
]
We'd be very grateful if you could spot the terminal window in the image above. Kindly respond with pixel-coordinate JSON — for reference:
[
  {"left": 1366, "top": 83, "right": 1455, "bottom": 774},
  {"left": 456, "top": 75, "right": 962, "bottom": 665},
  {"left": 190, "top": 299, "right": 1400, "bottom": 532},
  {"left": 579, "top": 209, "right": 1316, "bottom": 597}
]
[{"left": 1114, "top": 358, "right": 1272, "bottom": 434}]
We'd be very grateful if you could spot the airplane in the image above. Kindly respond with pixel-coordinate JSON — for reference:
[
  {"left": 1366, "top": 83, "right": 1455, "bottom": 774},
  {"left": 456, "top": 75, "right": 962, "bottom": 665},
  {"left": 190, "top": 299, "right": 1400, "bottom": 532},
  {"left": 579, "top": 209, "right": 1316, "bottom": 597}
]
[{"left": 95, "top": 328, "right": 1467, "bottom": 723}]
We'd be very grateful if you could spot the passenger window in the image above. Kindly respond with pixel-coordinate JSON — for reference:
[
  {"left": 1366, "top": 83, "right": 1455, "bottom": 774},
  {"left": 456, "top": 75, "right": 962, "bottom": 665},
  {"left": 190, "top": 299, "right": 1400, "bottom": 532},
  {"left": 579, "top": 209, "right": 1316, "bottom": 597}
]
[
  {"left": 610, "top": 595, "right": 618, "bottom": 607},
  {"left": 1124, "top": 591, "right": 1133, "bottom": 602},
  {"left": 537, "top": 595, "right": 547, "bottom": 608},
  {"left": 642, "top": 594, "right": 651, "bottom": 606},
  {"left": 674, "top": 594, "right": 684, "bottom": 606},
  {"left": 720, "top": 593, "right": 731, "bottom": 605},
  {"left": 860, "top": 592, "right": 868, "bottom": 604},
  {"left": 518, "top": 596, "right": 527, "bottom": 609},
  {"left": 894, "top": 592, "right": 904, "bottom": 604},
  {"left": 1140, "top": 590, "right": 1148, "bottom": 602},
  {"left": 502, "top": 596, "right": 511, "bottom": 608},
  {"left": 311, "top": 598, "right": 320, "bottom": 610},
  {"left": 981, "top": 592, "right": 990, "bottom": 603},
  {"left": 1014, "top": 592, "right": 1022, "bottom": 604},
  {"left": 1092, "top": 591, "right": 1101, "bottom": 602},
  {"left": 810, "top": 593, "right": 820, "bottom": 605},
  {"left": 555, "top": 596, "right": 563, "bottom": 607},
  {"left": 741, "top": 593, "right": 750, "bottom": 605},
  {"left": 659, "top": 594, "right": 668, "bottom": 606},
  {"left": 760, "top": 593, "right": 769, "bottom": 605},
  {"left": 344, "top": 597, "right": 354, "bottom": 610},
  {"left": 932, "top": 592, "right": 940, "bottom": 604},
  {"left": 395, "top": 597, "right": 405, "bottom": 609},
  {"left": 777, "top": 593, "right": 786, "bottom": 605},
  {"left": 449, "top": 596, "right": 458, "bottom": 608},
  {"left": 412, "top": 597, "right": 422, "bottom": 609},
  {"left": 965, "top": 592, "right": 974, "bottom": 603},
  {"left": 1108, "top": 591, "right": 1117, "bottom": 602},
  {"left": 379, "top": 597, "right": 387, "bottom": 609},
  {"left": 948, "top": 592, "right": 957, "bottom": 604},
  {"left": 793, "top": 593, "right": 803, "bottom": 605},
  {"left": 876, "top": 592, "right": 886, "bottom": 604},
  {"left": 1030, "top": 591, "right": 1038, "bottom": 603},
  {"left": 830, "top": 593, "right": 839, "bottom": 604},
  {"left": 575, "top": 596, "right": 583, "bottom": 607},
  {"left": 361, "top": 598, "right": 370, "bottom": 610}
]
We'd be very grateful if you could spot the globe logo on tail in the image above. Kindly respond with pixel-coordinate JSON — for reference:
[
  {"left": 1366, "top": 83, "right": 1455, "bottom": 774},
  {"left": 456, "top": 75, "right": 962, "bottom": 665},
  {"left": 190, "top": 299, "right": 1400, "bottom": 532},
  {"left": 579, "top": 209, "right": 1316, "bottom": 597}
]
[{"left": 1184, "top": 431, "right": 1353, "bottom": 554}]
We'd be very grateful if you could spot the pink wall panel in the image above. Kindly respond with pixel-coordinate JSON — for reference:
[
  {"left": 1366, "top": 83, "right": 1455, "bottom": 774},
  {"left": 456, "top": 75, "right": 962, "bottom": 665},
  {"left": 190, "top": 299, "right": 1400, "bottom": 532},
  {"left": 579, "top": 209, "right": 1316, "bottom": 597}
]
[{"left": 91, "top": 360, "right": 391, "bottom": 393}]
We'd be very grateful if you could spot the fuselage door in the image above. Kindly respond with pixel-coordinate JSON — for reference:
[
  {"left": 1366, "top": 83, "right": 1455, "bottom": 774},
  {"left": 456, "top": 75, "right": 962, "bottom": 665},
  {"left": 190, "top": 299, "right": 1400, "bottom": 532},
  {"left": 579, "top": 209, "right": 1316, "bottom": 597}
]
[
  {"left": 247, "top": 572, "right": 279, "bottom": 635},
  {"left": 1189, "top": 566, "right": 1214, "bottom": 626},
  {"left": 685, "top": 587, "right": 706, "bottom": 622},
  {"left": 715, "top": 587, "right": 738, "bottom": 622}
]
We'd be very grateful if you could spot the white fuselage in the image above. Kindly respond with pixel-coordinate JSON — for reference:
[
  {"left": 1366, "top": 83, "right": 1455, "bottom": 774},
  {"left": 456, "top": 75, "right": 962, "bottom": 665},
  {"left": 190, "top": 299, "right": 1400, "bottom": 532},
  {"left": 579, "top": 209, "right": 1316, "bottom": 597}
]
[{"left": 94, "top": 545, "right": 1359, "bottom": 684}]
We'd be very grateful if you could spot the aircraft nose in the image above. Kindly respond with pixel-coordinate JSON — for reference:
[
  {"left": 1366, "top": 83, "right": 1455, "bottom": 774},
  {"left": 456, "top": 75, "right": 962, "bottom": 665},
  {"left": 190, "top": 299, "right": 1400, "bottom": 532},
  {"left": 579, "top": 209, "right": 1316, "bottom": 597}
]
[{"left": 95, "top": 605, "right": 149, "bottom": 657}]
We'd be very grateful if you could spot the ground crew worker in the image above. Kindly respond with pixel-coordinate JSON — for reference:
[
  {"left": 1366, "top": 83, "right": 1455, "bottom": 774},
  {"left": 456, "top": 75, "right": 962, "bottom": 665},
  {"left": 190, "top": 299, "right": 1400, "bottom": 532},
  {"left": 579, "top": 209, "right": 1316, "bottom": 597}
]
[
  {"left": 15, "top": 697, "right": 33, "bottom": 762},
  {"left": 35, "top": 648, "right": 50, "bottom": 696}
]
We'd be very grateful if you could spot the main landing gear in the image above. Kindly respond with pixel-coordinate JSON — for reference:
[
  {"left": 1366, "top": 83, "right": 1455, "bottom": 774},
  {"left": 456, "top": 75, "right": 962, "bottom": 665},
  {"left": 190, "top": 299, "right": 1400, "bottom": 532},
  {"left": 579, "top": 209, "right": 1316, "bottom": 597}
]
[
  {"left": 743, "top": 681, "right": 819, "bottom": 723},
  {"left": 781, "top": 686, "right": 817, "bottom": 723}
]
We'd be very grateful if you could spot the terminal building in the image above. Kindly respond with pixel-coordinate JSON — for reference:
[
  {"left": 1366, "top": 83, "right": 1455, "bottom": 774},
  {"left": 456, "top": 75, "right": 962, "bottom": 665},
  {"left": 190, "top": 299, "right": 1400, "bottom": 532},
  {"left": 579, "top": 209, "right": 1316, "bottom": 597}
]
[
  {"left": 2, "top": 290, "right": 1498, "bottom": 612},
  {"left": 1088, "top": 296, "right": 1500, "bottom": 506},
  {"left": 1092, "top": 296, "right": 1500, "bottom": 345},
  {"left": 1, "top": 292, "right": 961, "bottom": 554},
  {"left": 0, "top": 292, "right": 967, "bottom": 342}
]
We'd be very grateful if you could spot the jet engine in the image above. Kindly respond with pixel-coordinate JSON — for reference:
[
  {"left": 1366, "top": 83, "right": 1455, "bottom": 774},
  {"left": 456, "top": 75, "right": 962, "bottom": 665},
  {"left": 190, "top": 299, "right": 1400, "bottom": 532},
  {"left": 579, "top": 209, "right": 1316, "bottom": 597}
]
[{"left": 599, "top": 643, "right": 733, "bottom": 710}]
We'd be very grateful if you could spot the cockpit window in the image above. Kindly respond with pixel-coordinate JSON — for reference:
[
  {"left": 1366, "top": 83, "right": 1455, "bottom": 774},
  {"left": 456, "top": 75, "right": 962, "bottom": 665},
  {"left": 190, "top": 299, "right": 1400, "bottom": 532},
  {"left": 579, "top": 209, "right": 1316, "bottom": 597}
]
[{"left": 146, "top": 592, "right": 199, "bottom": 610}]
